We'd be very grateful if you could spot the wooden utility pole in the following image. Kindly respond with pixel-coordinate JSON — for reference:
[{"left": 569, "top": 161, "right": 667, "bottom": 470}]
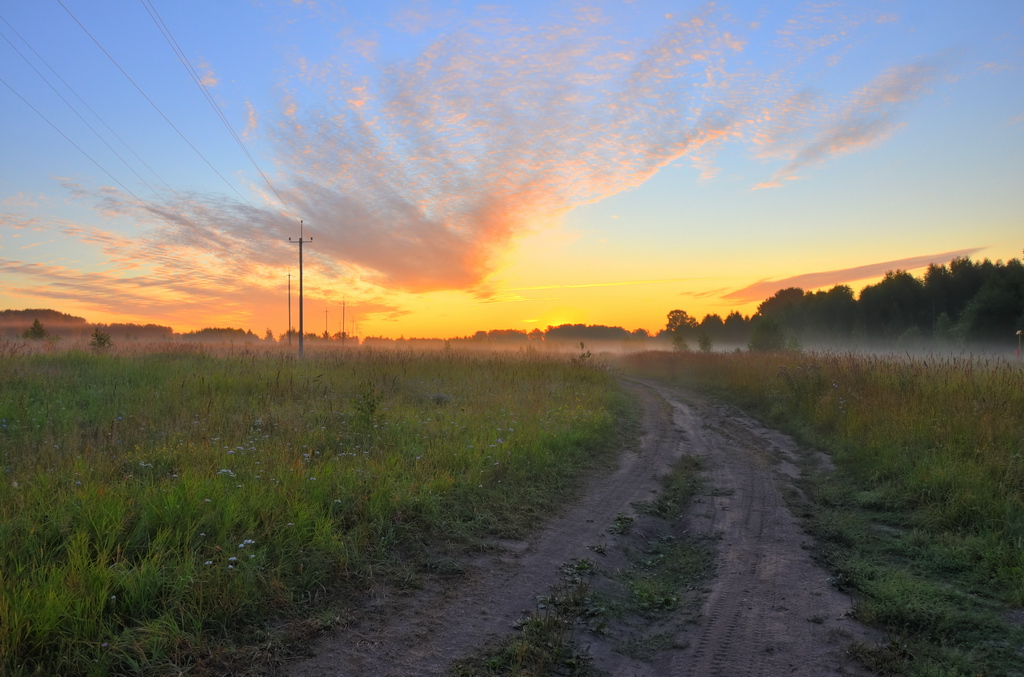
[
  {"left": 289, "top": 220, "right": 312, "bottom": 357},
  {"left": 342, "top": 299, "right": 347, "bottom": 348},
  {"left": 287, "top": 272, "right": 292, "bottom": 347}
]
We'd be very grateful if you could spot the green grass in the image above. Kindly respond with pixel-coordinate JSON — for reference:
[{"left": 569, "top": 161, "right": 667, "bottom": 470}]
[
  {"left": 619, "top": 350, "right": 1024, "bottom": 676},
  {"left": 0, "top": 343, "right": 620, "bottom": 675}
]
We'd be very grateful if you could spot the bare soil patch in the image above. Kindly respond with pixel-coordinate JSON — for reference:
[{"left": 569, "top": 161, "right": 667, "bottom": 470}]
[{"left": 286, "top": 379, "right": 879, "bottom": 676}]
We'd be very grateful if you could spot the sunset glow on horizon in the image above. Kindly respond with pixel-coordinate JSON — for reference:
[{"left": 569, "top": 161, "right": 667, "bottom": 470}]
[{"left": 1, "top": 1, "right": 1021, "bottom": 338}]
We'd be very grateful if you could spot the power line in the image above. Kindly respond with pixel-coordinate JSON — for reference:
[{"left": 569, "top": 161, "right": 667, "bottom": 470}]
[
  {"left": 0, "top": 75, "right": 154, "bottom": 211},
  {"left": 0, "top": 18, "right": 191, "bottom": 224},
  {"left": 139, "top": 0, "right": 296, "bottom": 220},
  {"left": 0, "top": 15, "right": 193, "bottom": 214},
  {"left": 55, "top": 0, "right": 261, "bottom": 213}
]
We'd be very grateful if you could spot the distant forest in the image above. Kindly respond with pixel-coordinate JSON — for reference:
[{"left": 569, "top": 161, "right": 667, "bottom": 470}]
[
  {"left": 0, "top": 310, "right": 252, "bottom": 343},
  {"left": 711, "top": 255, "right": 1024, "bottom": 350},
  {"left": 3, "top": 255, "right": 1022, "bottom": 351}
]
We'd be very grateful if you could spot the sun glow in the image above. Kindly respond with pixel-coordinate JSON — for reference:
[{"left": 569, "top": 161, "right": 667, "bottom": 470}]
[{"left": 0, "top": 1, "right": 1019, "bottom": 337}]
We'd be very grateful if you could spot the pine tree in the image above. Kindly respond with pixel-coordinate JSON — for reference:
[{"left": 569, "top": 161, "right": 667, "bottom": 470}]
[{"left": 23, "top": 319, "right": 48, "bottom": 340}]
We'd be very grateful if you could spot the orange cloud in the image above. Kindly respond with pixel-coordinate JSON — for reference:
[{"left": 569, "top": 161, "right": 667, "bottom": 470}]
[
  {"left": 242, "top": 100, "right": 258, "bottom": 140},
  {"left": 110, "top": 6, "right": 758, "bottom": 297},
  {"left": 0, "top": 250, "right": 404, "bottom": 332},
  {"left": 22, "top": 2, "right": 949, "bottom": 328},
  {"left": 197, "top": 61, "right": 218, "bottom": 87},
  {"left": 723, "top": 247, "right": 984, "bottom": 304}
]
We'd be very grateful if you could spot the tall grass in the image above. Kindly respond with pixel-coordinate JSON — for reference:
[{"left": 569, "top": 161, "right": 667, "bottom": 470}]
[
  {"left": 0, "top": 344, "right": 618, "bottom": 675},
  {"left": 621, "top": 350, "right": 1024, "bottom": 673},
  {"left": 619, "top": 350, "right": 1024, "bottom": 602}
]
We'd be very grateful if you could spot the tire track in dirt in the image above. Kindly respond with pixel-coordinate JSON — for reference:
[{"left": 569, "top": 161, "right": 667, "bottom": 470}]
[
  {"left": 286, "top": 379, "right": 878, "bottom": 676},
  {"left": 641, "top": 381, "right": 878, "bottom": 677},
  {"left": 287, "top": 381, "right": 684, "bottom": 676}
]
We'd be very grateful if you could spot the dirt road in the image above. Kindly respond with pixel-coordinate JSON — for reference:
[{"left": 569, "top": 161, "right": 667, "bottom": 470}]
[{"left": 287, "top": 379, "right": 878, "bottom": 676}]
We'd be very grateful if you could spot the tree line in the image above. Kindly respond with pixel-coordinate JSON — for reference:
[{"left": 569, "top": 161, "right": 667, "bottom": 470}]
[
  {"left": 666, "top": 255, "right": 1024, "bottom": 351},
  {"left": 0, "top": 310, "right": 174, "bottom": 341},
  {"left": 5, "top": 255, "right": 1021, "bottom": 351}
]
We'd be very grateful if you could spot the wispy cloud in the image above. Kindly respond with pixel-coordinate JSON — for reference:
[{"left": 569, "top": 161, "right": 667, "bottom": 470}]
[
  {"left": 70, "top": 5, "right": 760, "bottom": 298},
  {"left": 388, "top": 0, "right": 455, "bottom": 35},
  {"left": 0, "top": 250, "right": 402, "bottom": 330},
  {"left": 197, "top": 60, "right": 218, "bottom": 87},
  {"left": 510, "top": 277, "right": 729, "bottom": 292},
  {"left": 1, "top": 193, "right": 42, "bottom": 210},
  {"left": 723, "top": 247, "right": 984, "bottom": 304},
  {"left": 14, "top": 2, "right": 952, "bottom": 321},
  {"left": 753, "top": 53, "right": 950, "bottom": 188},
  {"left": 681, "top": 287, "right": 732, "bottom": 299},
  {"left": 242, "top": 100, "right": 258, "bottom": 140}
]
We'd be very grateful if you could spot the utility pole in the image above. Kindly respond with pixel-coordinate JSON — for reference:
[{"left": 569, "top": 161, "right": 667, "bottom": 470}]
[
  {"left": 287, "top": 272, "right": 292, "bottom": 347},
  {"left": 325, "top": 307, "right": 329, "bottom": 338},
  {"left": 342, "top": 299, "right": 347, "bottom": 348},
  {"left": 289, "top": 220, "right": 312, "bottom": 358}
]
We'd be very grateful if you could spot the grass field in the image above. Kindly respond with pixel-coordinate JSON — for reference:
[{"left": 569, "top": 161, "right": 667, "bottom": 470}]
[
  {"left": 619, "top": 349, "right": 1024, "bottom": 676},
  {"left": 0, "top": 341, "right": 621, "bottom": 675}
]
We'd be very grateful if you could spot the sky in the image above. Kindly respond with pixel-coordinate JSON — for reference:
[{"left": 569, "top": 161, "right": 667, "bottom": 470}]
[{"left": 1, "top": 0, "right": 1022, "bottom": 338}]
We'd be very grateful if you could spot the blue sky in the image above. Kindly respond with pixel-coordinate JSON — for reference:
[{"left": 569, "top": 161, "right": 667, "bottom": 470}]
[{"left": 1, "top": 1, "right": 1021, "bottom": 337}]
